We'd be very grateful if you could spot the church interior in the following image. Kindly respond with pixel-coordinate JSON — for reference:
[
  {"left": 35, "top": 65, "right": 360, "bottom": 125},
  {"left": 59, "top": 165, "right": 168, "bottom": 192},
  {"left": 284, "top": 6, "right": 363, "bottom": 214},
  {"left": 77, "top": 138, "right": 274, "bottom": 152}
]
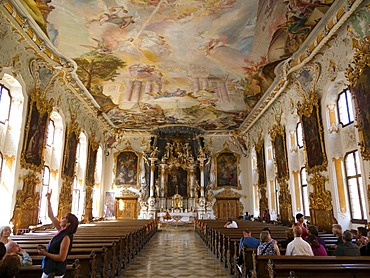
[{"left": 1, "top": 0, "right": 370, "bottom": 276}]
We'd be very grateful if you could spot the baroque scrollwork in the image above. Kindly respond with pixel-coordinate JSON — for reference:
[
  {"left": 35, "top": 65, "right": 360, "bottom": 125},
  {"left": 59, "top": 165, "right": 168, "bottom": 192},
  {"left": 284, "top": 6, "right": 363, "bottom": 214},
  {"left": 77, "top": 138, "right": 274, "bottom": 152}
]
[{"left": 308, "top": 173, "right": 332, "bottom": 210}]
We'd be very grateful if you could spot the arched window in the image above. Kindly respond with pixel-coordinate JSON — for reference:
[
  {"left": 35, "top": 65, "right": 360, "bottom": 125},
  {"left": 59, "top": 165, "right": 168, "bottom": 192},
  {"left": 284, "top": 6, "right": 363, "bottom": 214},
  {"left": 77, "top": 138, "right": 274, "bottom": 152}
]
[
  {"left": 300, "top": 167, "right": 309, "bottom": 216},
  {"left": 344, "top": 150, "right": 367, "bottom": 221},
  {"left": 296, "top": 122, "right": 303, "bottom": 149},
  {"left": 337, "top": 88, "right": 354, "bottom": 127},
  {"left": 0, "top": 84, "right": 11, "bottom": 124}
]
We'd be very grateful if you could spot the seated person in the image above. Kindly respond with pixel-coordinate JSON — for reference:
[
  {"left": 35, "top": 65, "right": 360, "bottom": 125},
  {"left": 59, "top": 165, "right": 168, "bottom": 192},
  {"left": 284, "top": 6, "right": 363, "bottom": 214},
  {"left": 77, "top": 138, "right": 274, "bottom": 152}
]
[
  {"left": 308, "top": 225, "right": 326, "bottom": 247},
  {"left": 5, "top": 241, "right": 32, "bottom": 266},
  {"left": 356, "top": 227, "right": 368, "bottom": 248},
  {"left": 257, "top": 231, "right": 280, "bottom": 255},
  {"left": 333, "top": 230, "right": 360, "bottom": 256},
  {"left": 0, "top": 226, "right": 13, "bottom": 245},
  {"left": 0, "top": 253, "right": 21, "bottom": 277},
  {"left": 307, "top": 234, "right": 327, "bottom": 256},
  {"left": 224, "top": 218, "right": 238, "bottom": 228},
  {"left": 360, "top": 230, "right": 370, "bottom": 255},
  {"left": 332, "top": 224, "right": 344, "bottom": 248},
  {"left": 285, "top": 226, "right": 313, "bottom": 256},
  {"left": 243, "top": 212, "right": 252, "bottom": 220},
  {"left": 280, "top": 228, "right": 294, "bottom": 249},
  {"left": 239, "top": 229, "right": 260, "bottom": 253},
  {"left": 0, "top": 242, "right": 5, "bottom": 260}
]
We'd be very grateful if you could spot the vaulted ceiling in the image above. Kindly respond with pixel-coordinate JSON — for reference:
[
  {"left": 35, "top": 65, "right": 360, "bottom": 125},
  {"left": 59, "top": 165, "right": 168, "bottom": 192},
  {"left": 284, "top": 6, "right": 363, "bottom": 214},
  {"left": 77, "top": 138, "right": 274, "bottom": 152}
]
[{"left": 20, "top": 0, "right": 333, "bottom": 132}]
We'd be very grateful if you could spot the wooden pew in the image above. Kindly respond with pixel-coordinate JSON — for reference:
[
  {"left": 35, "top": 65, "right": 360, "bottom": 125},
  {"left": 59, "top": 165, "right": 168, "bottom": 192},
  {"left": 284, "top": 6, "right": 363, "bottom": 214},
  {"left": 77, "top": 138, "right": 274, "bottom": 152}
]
[
  {"left": 17, "top": 259, "right": 80, "bottom": 278},
  {"left": 255, "top": 255, "right": 370, "bottom": 278},
  {"left": 12, "top": 219, "right": 158, "bottom": 278}
]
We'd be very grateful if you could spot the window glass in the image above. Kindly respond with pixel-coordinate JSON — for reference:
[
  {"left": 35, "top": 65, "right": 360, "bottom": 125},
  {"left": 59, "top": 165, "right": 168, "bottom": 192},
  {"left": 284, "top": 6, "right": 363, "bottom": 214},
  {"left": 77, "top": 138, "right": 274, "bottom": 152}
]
[
  {"left": 0, "top": 85, "right": 11, "bottom": 123},
  {"left": 338, "top": 89, "right": 354, "bottom": 127},
  {"left": 296, "top": 122, "right": 303, "bottom": 148},
  {"left": 344, "top": 150, "right": 367, "bottom": 220}
]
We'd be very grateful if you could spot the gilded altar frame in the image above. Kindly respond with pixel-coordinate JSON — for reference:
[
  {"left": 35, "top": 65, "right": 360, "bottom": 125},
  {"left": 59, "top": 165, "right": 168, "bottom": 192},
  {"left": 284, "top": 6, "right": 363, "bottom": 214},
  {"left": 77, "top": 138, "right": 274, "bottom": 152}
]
[
  {"left": 114, "top": 149, "right": 141, "bottom": 188},
  {"left": 297, "top": 92, "right": 327, "bottom": 174},
  {"left": 214, "top": 148, "right": 240, "bottom": 189},
  {"left": 346, "top": 35, "right": 370, "bottom": 161}
]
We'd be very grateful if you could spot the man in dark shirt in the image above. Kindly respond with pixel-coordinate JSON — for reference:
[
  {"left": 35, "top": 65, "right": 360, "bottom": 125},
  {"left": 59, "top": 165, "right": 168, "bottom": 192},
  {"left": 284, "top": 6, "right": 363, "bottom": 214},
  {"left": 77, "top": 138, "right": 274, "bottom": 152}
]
[{"left": 333, "top": 230, "right": 360, "bottom": 256}]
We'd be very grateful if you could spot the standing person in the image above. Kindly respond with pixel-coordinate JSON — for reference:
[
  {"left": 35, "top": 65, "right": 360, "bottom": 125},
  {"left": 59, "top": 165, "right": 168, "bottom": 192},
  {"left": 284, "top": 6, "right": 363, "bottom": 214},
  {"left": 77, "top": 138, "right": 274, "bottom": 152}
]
[
  {"left": 38, "top": 190, "right": 79, "bottom": 278},
  {"left": 257, "top": 230, "right": 280, "bottom": 256},
  {"left": 285, "top": 226, "right": 314, "bottom": 256},
  {"left": 293, "top": 213, "right": 308, "bottom": 240},
  {"left": 0, "top": 226, "right": 13, "bottom": 245},
  {"left": 224, "top": 218, "right": 238, "bottom": 228}
]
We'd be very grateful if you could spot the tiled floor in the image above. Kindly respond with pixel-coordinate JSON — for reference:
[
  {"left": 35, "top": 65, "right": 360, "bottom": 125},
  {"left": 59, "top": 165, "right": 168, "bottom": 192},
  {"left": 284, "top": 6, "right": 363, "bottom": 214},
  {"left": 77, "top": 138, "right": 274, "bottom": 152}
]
[{"left": 122, "top": 227, "right": 231, "bottom": 277}]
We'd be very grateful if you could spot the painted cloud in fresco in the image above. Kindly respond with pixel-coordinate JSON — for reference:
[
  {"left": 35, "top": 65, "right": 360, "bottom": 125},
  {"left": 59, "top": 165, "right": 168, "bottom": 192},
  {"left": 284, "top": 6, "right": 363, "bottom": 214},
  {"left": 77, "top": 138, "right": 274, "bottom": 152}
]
[{"left": 31, "top": 0, "right": 329, "bottom": 130}]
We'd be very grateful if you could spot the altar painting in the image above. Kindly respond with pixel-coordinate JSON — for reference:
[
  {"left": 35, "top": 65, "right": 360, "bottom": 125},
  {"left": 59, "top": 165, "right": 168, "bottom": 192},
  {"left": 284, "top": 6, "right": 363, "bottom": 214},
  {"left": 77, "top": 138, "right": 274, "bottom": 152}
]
[
  {"left": 167, "top": 168, "right": 188, "bottom": 197},
  {"left": 114, "top": 151, "right": 138, "bottom": 187},
  {"left": 216, "top": 151, "right": 239, "bottom": 188}
]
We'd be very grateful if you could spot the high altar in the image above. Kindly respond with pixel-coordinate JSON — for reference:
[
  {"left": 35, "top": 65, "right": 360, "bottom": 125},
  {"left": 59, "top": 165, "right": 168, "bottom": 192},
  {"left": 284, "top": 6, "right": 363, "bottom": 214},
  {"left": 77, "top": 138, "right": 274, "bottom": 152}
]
[{"left": 144, "top": 126, "right": 211, "bottom": 220}]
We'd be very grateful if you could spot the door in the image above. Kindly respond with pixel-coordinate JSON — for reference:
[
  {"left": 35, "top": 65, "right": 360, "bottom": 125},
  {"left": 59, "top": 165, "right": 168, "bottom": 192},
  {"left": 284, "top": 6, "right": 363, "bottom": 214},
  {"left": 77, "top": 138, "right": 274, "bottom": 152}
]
[{"left": 215, "top": 198, "right": 239, "bottom": 219}]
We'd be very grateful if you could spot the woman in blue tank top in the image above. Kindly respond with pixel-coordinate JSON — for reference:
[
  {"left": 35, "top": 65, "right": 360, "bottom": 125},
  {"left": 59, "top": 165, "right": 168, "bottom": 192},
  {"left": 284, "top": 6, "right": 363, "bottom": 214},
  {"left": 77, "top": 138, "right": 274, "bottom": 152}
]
[{"left": 38, "top": 190, "right": 79, "bottom": 278}]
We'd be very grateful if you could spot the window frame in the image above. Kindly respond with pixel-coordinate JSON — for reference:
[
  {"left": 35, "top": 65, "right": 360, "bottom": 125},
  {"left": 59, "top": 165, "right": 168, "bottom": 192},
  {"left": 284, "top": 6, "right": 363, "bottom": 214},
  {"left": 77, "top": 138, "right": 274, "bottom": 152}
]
[
  {"left": 337, "top": 88, "right": 354, "bottom": 127},
  {"left": 344, "top": 150, "right": 367, "bottom": 223}
]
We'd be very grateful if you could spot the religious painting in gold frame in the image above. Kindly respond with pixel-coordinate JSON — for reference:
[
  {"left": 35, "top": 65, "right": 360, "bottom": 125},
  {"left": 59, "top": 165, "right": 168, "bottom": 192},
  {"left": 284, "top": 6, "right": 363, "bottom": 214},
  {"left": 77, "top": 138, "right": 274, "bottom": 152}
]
[
  {"left": 297, "top": 92, "right": 327, "bottom": 174},
  {"left": 347, "top": 35, "right": 370, "bottom": 160},
  {"left": 215, "top": 149, "right": 240, "bottom": 189},
  {"left": 86, "top": 141, "right": 98, "bottom": 185},
  {"left": 269, "top": 122, "right": 289, "bottom": 182},
  {"left": 114, "top": 150, "right": 140, "bottom": 188},
  {"left": 21, "top": 98, "right": 51, "bottom": 171},
  {"left": 62, "top": 122, "right": 80, "bottom": 179},
  {"left": 255, "top": 140, "right": 266, "bottom": 186}
]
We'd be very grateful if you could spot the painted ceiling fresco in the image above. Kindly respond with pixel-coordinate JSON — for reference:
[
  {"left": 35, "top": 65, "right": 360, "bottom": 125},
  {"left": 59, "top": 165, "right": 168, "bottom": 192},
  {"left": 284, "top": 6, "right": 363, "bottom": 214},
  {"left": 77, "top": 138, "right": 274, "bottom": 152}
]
[{"left": 23, "top": 0, "right": 333, "bottom": 131}]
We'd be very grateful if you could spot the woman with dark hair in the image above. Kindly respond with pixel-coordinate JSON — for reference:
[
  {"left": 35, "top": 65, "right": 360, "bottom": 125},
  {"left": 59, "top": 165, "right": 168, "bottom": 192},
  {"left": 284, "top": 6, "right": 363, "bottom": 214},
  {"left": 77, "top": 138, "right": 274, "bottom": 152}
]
[
  {"left": 0, "top": 253, "right": 21, "bottom": 277},
  {"left": 38, "top": 190, "right": 79, "bottom": 278},
  {"left": 307, "top": 234, "right": 327, "bottom": 256}
]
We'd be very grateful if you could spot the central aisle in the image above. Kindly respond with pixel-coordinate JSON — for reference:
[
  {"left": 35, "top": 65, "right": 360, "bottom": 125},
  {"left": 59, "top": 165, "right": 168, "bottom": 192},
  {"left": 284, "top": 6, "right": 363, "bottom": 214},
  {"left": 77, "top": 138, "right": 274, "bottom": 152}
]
[{"left": 122, "top": 227, "right": 231, "bottom": 277}]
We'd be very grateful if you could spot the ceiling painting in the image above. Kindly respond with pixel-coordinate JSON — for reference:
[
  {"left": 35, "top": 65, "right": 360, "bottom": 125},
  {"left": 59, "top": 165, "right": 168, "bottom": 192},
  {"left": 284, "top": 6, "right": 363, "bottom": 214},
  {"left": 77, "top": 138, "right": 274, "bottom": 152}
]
[{"left": 20, "top": 0, "right": 334, "bottom": 131}]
